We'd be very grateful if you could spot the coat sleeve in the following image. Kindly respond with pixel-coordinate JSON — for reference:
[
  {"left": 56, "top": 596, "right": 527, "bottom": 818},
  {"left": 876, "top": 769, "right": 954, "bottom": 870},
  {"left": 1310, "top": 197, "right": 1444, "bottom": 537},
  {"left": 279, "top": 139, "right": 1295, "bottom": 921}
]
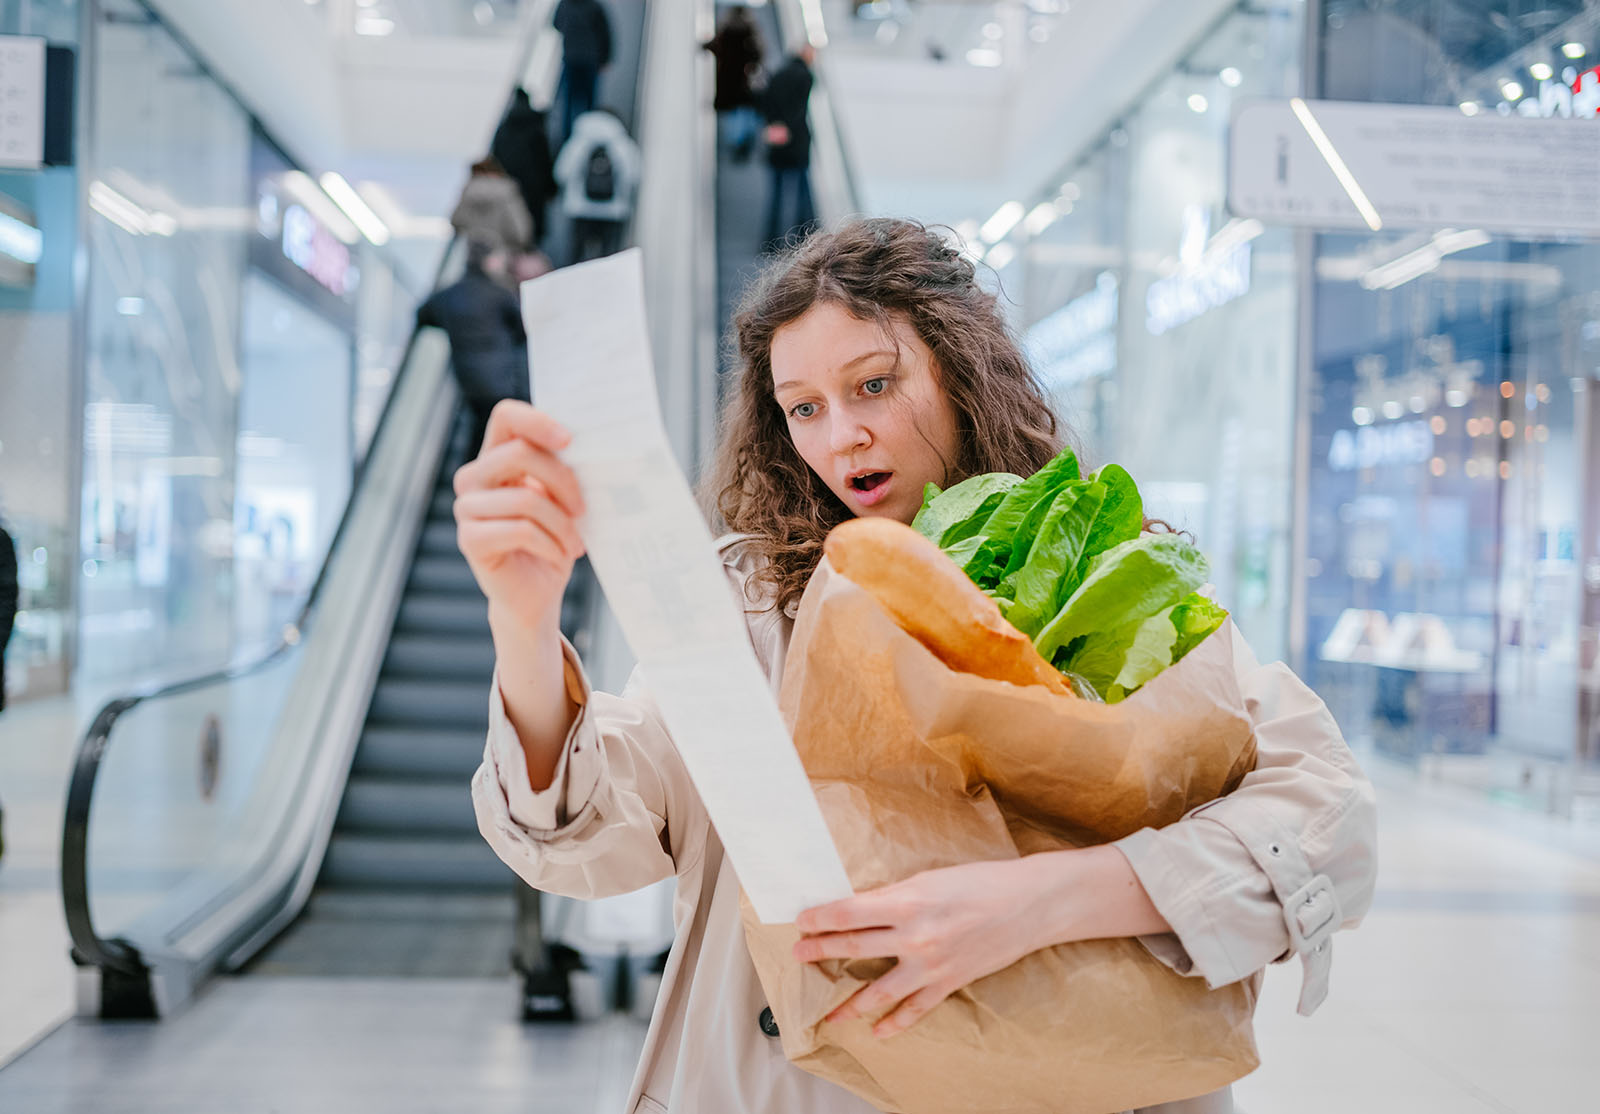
[
  {"left": 471, "top": 638, "right": 711, "bottom": 902},
  {"left": 1111, "top": 625, "right": 1378, "bottom": 1016}
]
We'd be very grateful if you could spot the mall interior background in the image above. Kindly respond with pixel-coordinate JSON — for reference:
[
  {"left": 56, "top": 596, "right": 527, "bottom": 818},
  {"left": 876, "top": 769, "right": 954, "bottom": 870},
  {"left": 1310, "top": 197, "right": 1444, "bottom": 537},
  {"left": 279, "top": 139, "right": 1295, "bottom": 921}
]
[{"left": 0, "top": 0, "right": 1597, "bottom": 862}]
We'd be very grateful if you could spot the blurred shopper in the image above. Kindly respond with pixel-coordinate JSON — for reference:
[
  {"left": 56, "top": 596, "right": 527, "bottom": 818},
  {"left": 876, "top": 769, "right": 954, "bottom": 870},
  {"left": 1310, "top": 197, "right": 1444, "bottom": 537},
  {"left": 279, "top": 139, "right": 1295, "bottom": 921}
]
[
  {"left": 0, "top": 515, "right": 15, "bottom": 861},
  {"left": 554, "top": 108, "right": 640, "bottom": 265},
  {"left": 490, "top": 87, "right": 559, "bottom": 247},
  {"left": 0, "top": 516, "right": 15, "bottom": 715},
  {"left": 704, "top": 5, "right": 765, "bottom": 163},
  {"left": 553, "top": 0, "right": 613, "bottom": 140},
  {"left": 760, "top": 44, "right": 817, "bottom": 253},
  {"left": 450, "top": 157, "right": 534, "bottom": 259},
  {"left": 416, "top": 240, "right": 530, "bottom": 458}
]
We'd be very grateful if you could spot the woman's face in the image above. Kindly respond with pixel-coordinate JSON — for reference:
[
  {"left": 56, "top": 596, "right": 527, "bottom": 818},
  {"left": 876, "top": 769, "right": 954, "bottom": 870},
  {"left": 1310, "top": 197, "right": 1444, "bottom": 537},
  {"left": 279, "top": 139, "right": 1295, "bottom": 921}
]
[{"left": 771, "top": 301, "right": 960, "bottom": 526}]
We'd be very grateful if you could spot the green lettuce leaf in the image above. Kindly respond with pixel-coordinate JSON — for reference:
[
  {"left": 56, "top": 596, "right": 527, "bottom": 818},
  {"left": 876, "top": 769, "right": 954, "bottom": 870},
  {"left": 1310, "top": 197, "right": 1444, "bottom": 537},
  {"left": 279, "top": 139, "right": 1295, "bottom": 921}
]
[
  {"left": 1033, "top": 533, "right": 1209, "bottom": 664},
  {"left": 998, "top": 481, "right": 1107, "bottom": 638},
  {"left": 912, "top": 473, "right": 1021, "bottom": 547},
  {"left": 970, "top": 449, "right": 1081, "bottom": 582},
  {"left": 1170, "top": 592, "right": 1229, "bottom": 658}
]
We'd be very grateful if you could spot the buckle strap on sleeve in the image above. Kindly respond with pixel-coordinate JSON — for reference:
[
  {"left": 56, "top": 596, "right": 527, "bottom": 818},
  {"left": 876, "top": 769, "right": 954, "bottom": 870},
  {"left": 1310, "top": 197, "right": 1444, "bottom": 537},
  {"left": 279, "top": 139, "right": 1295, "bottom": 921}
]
[{"left": 1225, "top": 801, "right": 1341, "bottom": 1016}]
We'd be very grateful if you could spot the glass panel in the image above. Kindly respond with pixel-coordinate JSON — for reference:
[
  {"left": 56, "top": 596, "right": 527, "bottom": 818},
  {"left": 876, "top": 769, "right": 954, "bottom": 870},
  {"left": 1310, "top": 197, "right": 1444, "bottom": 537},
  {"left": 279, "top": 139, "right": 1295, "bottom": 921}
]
[
  {"left": 1013, "top": 0, "right": 1305, "bottom": 663},
  {"left": 1309, "top": 1, "right": 1600, "bottom": 804},
  {"left": 78, "top": 0, "right": 254, "bottom": 685},
  {"left": 0, "top": 2, "right": 80, "bottom": 700}
]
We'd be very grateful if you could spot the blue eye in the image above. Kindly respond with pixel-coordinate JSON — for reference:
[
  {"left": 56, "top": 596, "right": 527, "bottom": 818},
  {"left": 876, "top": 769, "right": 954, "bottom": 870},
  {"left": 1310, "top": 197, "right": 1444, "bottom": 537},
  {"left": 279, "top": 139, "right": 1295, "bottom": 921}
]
[
  {"left": 790, "top": 402, "right": 818, "bottom": 420},
  {"left": 863, "top": 377, "right": 889, "bottom": 396}
]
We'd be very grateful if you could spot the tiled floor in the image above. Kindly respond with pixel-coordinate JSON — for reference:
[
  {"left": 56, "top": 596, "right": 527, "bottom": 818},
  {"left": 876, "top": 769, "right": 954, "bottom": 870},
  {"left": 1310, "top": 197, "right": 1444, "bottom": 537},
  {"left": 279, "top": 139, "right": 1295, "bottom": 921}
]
[{"left": 5, "top": 684, "right": 1600, "bottom": 1110}]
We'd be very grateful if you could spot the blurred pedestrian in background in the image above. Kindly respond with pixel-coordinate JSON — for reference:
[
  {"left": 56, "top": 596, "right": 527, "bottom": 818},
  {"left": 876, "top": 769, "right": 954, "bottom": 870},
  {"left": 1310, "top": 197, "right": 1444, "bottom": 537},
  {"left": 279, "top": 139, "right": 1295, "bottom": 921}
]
[
  {"left": 490, "top": 87, "right": 560, "bottom": 249},
  {"left": 0, "top": 514, "right": 17, "bottom": 862},
  {"left": 416, "top": 240, "right": 530, "bottom": 458},
  {"left": 761, "top": 43, "right": 816, "bottom": 252},
  {"left": 704, "top": 5, "right": 765, "bottom": 163},
  {"left": 450, "top": 157, "right": 533, "bottom": 261},
  {"left": 553, "top": 0, "right": 613, "bottom": 140},
  {"left": 554, "top": 108, "right": 640, "bottom": 265}
]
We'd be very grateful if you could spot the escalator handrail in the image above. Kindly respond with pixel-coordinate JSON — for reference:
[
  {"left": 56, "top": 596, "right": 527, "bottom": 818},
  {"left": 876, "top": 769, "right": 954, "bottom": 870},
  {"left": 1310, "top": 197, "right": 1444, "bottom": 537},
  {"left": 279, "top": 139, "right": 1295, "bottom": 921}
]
[{"left": 61, "top": 6, "right": 559, "bottom": 978}]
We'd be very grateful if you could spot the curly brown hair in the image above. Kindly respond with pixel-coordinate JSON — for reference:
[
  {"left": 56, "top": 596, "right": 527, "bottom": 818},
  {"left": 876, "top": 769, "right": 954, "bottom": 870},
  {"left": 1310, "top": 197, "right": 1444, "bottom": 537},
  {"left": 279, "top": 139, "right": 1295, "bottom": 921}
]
[{"left": 702, "top": 218, "right": 1068, "bottom": 614}]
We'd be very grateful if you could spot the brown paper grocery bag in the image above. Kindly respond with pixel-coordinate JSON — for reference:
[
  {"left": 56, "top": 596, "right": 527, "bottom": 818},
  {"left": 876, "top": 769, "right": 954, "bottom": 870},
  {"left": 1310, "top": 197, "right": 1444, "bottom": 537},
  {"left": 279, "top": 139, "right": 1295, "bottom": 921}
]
[{"left": 741, "top": 560, "right": 1261, "bottom": 1114}]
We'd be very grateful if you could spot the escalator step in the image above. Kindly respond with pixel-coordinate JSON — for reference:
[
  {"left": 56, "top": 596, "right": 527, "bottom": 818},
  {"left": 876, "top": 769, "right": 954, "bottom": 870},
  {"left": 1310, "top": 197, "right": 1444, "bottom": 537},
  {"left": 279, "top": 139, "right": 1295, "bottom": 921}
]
[
  {"left": 407, "top": 555, "right": 483, "bottom": 596},
  {"left": 417, "top": 521, "right": 460, "bottom": 556},
  {"left": 395, "top": 594, "right": 490, "bottom": 636},
  {"left": 320, "top": 833, "right": 515, "bottom": 892},
  {"left": 369, "top": 677, "right": 491, "bottom": 728},
  {"left": 337, "top": 777, "right": 480, "bottom": 836},
  {"left": 354, "top": 726, "right": 487, "bottom": 779},
  {"left": 383, "top": 633, "right": 497, "bottom": 681}
]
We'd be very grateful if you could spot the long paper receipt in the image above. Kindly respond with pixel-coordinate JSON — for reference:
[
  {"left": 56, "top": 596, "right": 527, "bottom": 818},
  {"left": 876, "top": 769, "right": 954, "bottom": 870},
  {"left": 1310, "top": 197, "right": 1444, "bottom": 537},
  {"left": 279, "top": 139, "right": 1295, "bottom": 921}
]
[{"left": 522, "top": 250, "right": 853, "bottom": 923}]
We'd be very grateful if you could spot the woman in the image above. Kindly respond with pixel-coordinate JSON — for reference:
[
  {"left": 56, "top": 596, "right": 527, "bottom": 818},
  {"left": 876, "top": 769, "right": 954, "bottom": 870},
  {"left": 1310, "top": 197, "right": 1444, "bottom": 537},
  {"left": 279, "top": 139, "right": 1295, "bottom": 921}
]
[{"left": 460, "top": 219, "right": 1377, "bottom": 1113}]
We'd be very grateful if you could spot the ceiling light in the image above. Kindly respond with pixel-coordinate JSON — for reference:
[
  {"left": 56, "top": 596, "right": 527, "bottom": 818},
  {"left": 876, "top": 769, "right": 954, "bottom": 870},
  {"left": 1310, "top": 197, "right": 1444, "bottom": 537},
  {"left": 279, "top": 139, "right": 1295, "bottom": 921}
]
[
  {"left": 0, "top": 210, "right": 42, "bottom": 263},
  {"left": 354, "top": 16, "right": 395, "bottom": 35},
  {"left": 1024, "top": 201, "right": 1060, "bottom": 236},
  {"left": 319, "top": 171, "right": 390, "bottom": 245},
  {"left": 1187, "top": 93, "right": 1209, "bottom": 113},
  {"left": 966, "top": 47, "right": 1002, "bottom": 67},
  {"left": 1290, "top": 97, "right": 1382, "bottom": 231},
  {"left": 980, "top": 201, "right": 1025, "bottom": 244},
  {"left": 982, "top": 21, "right": 1004, "bottom": 40},
  {"left": 1459, "top": 101, "right": 1480, "bottom": 115},
  {"left": 1562, "top": 42, "right": 1586, "bottom": 60},
  {"left": 1501, "top": 80, "right": 1524, "bottom": 100},
  {"left": 1219, "top": 67, "right": 1242, "bottom": 87},
  {"left": 280, "top": 171, "right": 360, "bottom": 243},
  {"left": 953, "top": 219, "right": 981, "bottom": 246},
  {"left": 1529, "top": 62, "right": 1554, "bottom": 82},
  {"left": 1058, "top": 181, "right": 1081, "bottom": 201}
]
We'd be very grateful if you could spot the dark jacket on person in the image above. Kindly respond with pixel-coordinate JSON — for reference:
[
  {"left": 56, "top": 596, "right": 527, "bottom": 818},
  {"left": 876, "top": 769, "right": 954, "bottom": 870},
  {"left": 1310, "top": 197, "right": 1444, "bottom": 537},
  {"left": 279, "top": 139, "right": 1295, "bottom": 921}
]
[
  {"left": 704, "top": 17, "right": 763, "bottom": 111},
  {"left": 761, "top": 53, "right": 814, "bottom": 170},
  {"left": 416, "top": 267, "right": 530, "bottom": 410},
  {"left": 491, "top": 89, "right": 559, "bottom": 241},
  {"left": 0, "top": 522, "right": 17, "bottom": 713},
  {"left": 553, "top": 0, "right": 613, "bottom": 69}
]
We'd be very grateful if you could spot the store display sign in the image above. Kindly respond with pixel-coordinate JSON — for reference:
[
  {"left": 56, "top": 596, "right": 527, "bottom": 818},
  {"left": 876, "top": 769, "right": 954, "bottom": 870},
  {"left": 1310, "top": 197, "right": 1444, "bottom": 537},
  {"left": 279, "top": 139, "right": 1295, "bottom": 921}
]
[
  {"left": 1228, "top": 98, "right": 1600, "bottom": 237},
  {"left": 0, "top": 35, "right": 46, "bottom": 169},
  {"left": 1027, "top": 271, "right": 1118, "bottom": 388},
  {"left": 1145, "top": 206, "right": 1252, "bottom": 336},
  {"left": 1327, "top": 419, "right": 1434, "bottom": 472}
]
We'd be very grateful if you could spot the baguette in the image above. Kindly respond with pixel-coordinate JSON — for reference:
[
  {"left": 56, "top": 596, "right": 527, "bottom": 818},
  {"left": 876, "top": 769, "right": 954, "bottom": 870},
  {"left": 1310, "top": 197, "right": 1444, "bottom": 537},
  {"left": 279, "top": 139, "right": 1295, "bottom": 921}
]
[{"left": 824, "top": 517, "right": 1074, "bottom": 696}]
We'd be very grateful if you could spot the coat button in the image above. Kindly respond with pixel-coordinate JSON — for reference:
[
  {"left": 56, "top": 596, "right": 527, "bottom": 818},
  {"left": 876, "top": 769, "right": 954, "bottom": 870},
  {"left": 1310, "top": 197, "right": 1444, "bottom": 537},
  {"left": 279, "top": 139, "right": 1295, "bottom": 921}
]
[{"left": 758, "top": 1006, "right": 780, "bottom": 1037}]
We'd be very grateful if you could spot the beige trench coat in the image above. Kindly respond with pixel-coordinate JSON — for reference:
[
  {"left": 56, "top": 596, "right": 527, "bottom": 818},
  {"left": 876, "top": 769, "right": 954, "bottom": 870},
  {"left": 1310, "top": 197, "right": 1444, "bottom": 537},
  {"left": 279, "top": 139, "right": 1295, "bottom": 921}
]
[{"left": 472, "top": 538, "right": 1379, "bottom": 1114}]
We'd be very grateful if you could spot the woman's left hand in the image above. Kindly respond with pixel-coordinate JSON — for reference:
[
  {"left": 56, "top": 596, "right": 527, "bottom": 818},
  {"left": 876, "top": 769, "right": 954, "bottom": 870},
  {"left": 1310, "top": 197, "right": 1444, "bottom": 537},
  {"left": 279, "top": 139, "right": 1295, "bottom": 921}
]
[{"left": 792, "top": 858, "right": 1047, "bottom": 1039}]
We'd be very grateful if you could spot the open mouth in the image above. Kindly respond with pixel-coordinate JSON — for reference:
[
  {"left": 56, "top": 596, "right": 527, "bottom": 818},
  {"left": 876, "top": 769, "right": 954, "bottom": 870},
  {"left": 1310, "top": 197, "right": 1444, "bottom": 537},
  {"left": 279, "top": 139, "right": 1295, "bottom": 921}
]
[{"left": 849, "top": 472, "right": 892, "bottom": 493}]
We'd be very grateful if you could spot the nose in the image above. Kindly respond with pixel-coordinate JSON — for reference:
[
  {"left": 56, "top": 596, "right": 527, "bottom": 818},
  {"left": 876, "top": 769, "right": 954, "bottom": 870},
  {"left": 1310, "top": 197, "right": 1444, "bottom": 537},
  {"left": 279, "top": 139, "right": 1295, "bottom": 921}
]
[{"left": 829, "top": 414, "right": 871, "bottom": 455}]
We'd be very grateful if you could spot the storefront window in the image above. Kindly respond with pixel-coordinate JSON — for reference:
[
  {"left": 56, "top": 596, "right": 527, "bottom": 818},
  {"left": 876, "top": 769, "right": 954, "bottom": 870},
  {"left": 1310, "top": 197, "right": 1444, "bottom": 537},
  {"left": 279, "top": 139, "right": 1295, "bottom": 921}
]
[
  {"left": 77, "top": 0, "right": 361, "bottom": 686},
  {"left": 1309, "top": 2, "right": 1600, "bottom": 798},
  {"left": 1016, "top": 0, "right": 1305, "bottom": 664}
]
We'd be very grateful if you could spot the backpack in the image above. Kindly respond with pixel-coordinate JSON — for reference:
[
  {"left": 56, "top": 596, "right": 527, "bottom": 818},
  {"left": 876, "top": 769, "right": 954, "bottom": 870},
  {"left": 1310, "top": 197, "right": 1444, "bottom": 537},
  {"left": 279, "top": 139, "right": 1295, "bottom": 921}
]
[{"left": 583, "top": 145, "right": 616, "bottom": 202}]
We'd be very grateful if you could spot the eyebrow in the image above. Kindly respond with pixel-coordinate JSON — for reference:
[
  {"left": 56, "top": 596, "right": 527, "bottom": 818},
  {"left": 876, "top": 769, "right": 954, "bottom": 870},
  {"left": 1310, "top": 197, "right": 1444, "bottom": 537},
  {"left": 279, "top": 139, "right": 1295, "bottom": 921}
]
[{"left": 774, "top": 348, "right": 900, "bottom": 394}]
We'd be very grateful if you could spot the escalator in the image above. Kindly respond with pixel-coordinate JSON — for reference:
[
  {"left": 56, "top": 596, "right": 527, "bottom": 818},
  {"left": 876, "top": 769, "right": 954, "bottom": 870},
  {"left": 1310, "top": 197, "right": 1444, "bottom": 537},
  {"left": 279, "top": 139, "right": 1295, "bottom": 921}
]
[{"left": 48, "top": 0, "right": 651, "bottom": 1021}]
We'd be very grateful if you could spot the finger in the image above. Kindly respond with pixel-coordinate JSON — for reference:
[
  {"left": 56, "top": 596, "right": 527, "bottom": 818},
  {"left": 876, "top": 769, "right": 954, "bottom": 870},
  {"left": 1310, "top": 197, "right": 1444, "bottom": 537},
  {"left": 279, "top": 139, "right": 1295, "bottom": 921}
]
[
  {"left": 455, "top": 439, "right": 585, "bottom": 518},
  {"left": 454, "top": 487, "right": 584, "bottom": 559},
  {"left": 792, "top": 929, "right": 901, "bottom": 965},
  {"left": 457, "top": 517, "right": 571, "bottom": 568},
  {"left": 796, "top": 890, "right": 902, "bottom": 936},
  {"left": 482, "top": 400, "right": 571, "bottom": 455},
  {"left": 872, "top": 983, "right": 953, "bottom": 1039},
  {"left": 824, "top": 962, "right": 925, "bottom": 1026}
]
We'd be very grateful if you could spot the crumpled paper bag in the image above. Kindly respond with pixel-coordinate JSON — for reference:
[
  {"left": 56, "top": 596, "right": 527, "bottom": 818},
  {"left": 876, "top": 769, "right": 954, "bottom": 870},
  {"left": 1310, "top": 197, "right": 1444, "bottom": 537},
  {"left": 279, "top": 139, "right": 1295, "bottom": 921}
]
[{"left": 741, "top": 558, "right": 1260, "bottom": 1114}]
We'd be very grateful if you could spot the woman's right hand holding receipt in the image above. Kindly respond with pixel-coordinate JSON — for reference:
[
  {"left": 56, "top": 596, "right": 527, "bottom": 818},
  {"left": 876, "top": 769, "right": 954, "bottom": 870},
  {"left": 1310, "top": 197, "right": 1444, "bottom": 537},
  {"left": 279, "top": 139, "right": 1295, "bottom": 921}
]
[{"left": 453, "top": 399, "right": 586, "bottom": 791}]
